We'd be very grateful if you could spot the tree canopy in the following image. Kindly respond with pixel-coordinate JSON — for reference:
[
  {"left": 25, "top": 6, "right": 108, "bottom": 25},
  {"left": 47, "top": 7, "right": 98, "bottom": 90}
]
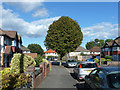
[
  {"left": 86, "top": 38, "right": 113, "bottom": 49},
  {"left": 44, "top": 16, "right": 83, "bottom": 59},
  {"left": 28, "top": 44, "right": 44, "bottom": 55}
]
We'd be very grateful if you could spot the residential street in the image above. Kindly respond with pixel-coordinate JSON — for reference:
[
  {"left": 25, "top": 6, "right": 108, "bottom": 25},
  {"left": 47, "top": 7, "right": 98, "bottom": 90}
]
[{"left": 37, "top": 63, "right": 85, "bottom": 89}]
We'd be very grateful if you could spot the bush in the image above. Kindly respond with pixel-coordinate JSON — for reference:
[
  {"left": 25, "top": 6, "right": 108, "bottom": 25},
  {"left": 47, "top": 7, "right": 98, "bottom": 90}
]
[
  {"left": 0, "top": 68, "right": 11, "bottom": 75},
  {"left": 1, "top": 68, "right": 31, "bottom": 89},
  {"left": 93, "top": 58, "right": 99, "bottom": 64},
  {"left": 105, "top": 55, "right": 112, "bottom": 60},
  {"left": 35, "top": 55, "right": 42, "bottom": 67},
  {"left": 2, "top": 73, "right": 31, "bottom": 89},
  {"left": 106, "top": 59, "right": 112, "bottom": 61},
  {"left": 42, "top": 59, "right": 49, "bottom": 65},
  {"left": 101, "top": 58, "right": 106, "bottom": 64},
  {"left": 10, "top": 53, "right": 36, "bottom": 74}
]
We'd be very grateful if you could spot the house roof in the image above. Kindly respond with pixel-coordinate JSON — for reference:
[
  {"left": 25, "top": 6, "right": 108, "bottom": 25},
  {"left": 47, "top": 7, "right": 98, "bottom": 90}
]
[
  {"left": 0, "top": 28, "right": 6, "bottom": 35},
  {"left": 75, "top": 46, "right": 90, "bottom": 52},
  {"left": 44, "top": 49, "right": 57, "bottom": 53},
  {"left": 21, "top": 45, "right": 30, "bottom": 51},
  {"left": 3, "top": 31, "right": 17, "bottom": 39},
  {"left": 4, "top": 46, "right": 13, "bottom": 54},
  {"left": 89, "top": 46, "right": 100, "bottom": 52},
  {"left": 114, "top": 37, "right": 120, "bottom": 46},
  {"left": 24, "top": 53, "right": 37, "bottom": 58},
  {"left": 106, "top": 41, "right": 114, "bottom": 46}
]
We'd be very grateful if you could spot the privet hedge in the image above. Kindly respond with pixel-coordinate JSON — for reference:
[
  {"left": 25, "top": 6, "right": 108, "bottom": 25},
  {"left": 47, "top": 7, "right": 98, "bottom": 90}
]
[{"left": 10, "top": 53, "right": 36, "bottom": 74}]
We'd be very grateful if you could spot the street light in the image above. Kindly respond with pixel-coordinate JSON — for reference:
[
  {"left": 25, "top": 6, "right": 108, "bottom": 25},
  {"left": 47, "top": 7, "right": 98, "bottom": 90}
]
[{"left": 98, "top": 42, "right": 101, "bottom": 65}]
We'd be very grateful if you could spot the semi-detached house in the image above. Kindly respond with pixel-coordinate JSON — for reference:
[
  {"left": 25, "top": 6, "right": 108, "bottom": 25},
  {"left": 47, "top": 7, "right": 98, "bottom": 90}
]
[
  {"left": 0, "top": 28, "right": 22, "bottom": 67},
  {"left": 101, "top": 36, "right": 120, "bottom": 61}
]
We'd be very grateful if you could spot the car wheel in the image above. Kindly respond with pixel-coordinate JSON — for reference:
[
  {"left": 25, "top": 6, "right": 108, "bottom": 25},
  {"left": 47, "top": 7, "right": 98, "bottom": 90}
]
[{"left": 84, "top": 82, "right": 90, "bottom": 88}]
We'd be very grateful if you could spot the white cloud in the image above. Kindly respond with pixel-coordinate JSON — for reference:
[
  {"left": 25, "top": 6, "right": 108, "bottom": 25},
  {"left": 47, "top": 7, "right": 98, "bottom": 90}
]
[
  {"left": 32, "top": 8, "right": 49, "bottom": 18},
  {"left": 42, "top": 47, "right": 46, "bottom": 51},
  {"left": 5, "top": 2, "right": 43, "bottom": 12},
  {"left": 82, "top": 22, "right": 118, "bottom": 40},
  {"left": 0, "top": 4, "right": 61, "bottom": 37}
]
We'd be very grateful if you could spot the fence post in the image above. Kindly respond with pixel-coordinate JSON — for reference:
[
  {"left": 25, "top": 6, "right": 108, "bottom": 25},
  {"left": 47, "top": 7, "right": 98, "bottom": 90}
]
[
  {"left": 44, "top": 62, "right": 47, "bottom": 77},
  {"left": 49, "top": 62, "right": 52, "bottom": 71}
]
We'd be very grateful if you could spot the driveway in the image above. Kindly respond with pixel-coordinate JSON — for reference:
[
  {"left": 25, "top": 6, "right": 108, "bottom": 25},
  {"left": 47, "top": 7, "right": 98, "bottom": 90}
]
[{"left": 37, "top": 65, "right": 84, "bottom": 89}]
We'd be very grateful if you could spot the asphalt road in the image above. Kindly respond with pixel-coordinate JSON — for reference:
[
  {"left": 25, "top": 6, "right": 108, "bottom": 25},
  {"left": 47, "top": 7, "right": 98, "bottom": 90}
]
[{"left": 37, "top": 63, "right": 85, "bottom": 89}]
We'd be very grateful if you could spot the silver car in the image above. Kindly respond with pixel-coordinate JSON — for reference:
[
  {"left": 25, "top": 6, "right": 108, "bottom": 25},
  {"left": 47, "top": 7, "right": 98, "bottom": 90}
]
[
  {"left": 73, "top": 61, "right": 99, "bottom": 80},
  {"left": 66, "top": 58, "right": 77, "bottom": 68}
]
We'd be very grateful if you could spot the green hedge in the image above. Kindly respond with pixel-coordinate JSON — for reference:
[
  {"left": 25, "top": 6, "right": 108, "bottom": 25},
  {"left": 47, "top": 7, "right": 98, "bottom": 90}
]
[
  {"left": 93, "top": 58, "right": 99, "bottom": 64},
  {"left": 10, "top": 53, "right": 36, "bottom": 74},
  {"left": 105, "top": 55, "right": 112, "bottom": 60},
  {"left": 35, "top": 55, "right": 42, "bottom": 67},
  {"left": 0, "top": 68, "right": 31, "bottom": 89}
]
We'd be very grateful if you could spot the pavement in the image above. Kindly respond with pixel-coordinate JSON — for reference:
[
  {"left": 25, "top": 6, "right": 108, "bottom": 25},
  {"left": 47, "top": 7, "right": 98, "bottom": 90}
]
[{"left": 37, "top": 64, "right": 85, "bottom": 89}]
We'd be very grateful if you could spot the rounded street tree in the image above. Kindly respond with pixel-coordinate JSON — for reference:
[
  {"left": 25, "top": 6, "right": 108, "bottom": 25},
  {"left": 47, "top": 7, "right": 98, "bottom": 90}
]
[{"left": 44, "top": 16, "right": 83, "bottom": 59}]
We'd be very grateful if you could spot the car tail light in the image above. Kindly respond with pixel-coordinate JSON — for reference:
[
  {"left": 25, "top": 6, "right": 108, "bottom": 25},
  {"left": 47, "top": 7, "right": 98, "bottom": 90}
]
[
  {"left": 96, "top": 63, "right": 99, "bottom": 67},
  {"left": 80, "top": 64, "right": 82, "bottom": 68}
]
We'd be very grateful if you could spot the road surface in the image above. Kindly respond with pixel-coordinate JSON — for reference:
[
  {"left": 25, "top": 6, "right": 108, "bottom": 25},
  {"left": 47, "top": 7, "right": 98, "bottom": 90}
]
[{"left": 37, "top": 64, "right": 85, "bottom": 89}]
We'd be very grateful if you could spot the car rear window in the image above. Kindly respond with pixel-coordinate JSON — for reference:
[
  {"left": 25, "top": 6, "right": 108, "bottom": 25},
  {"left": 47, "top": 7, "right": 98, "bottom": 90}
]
[
  {"left": 107, "top": 73, "right": 120, "bottom": 89},
  {"left": 67, "top": 60, "right": 76, "bottom": 62},
  {"left": 81, "top": 63, "right": 97, "bottom": 68}
]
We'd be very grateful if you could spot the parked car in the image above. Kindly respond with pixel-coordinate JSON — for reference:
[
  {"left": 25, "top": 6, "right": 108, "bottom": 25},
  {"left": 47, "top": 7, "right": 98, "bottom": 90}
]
[
  {"left": 84, "top": 66, "right": 120, "bottom": 89},
  {"left": 54, "top": 58, "right": 58, "bottom": 61},
  {"left": 66, "top": 58, "right": 77, "bottom": 68},
  {"left": 73, "top": 61, "right": 99, "bottom": 80}
]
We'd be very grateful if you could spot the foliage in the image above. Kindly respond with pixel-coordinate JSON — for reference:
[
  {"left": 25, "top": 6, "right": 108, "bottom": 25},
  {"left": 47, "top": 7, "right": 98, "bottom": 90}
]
[
  {"left": 28, "top": 44, "right": 44, "bottom": 55},
  {"left": 105, "top": 39, "right": 113, "bottom": 43},
  {"left": 105, "top": 55, "right": 112, "bottom": 60},
  {"left": 86, "top": 39, "right": 113, "bottom": 49},
  {"left": 35, "top": 55, "right": 42, "bottom": 67},
  {"left": 100, "top": 58, "right": 107, "bottom": 64},
  {"left": 42, "top": 59, "right": 49, "bottom": 65},
  {"left": 106, "top": 59, "right": 112, "bottom": 61},
  {"left": 44, "top": 16, "right": 83, "bottom": 59},
  {"left": 0, "top": 68, "right": 11, "bottom": 75},
  {"left": 10, "top": 53, "right": 36, "bottom": 74},
  {"left": 93, "top": 58, "right": 99, "bottom": 64},
  {"left": 1, "top": 73, "right": 31, "bottom": 89}
]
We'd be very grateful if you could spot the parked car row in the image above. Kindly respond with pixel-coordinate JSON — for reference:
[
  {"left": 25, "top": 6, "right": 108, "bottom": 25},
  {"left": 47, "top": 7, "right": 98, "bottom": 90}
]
[
  {"left": 84, "top": 66, "right": 120, "bottom": 89},
  {"left": 65, "top": 58, "right": 120, "bottom": 89}
]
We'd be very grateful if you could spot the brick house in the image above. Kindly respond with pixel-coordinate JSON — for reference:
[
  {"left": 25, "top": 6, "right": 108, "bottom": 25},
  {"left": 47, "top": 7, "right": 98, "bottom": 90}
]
[
  {"left": 89, "top": 46, "right": 101, "bottom": 59},
  {"left": 0, "top": 28, "right": 22, "bottom": 67},
  {"left": 21, "top": 45, "right": 37, "bottom": 59},
  {"left": 101, "top": 36, "right": 120, "bottom": 61}
]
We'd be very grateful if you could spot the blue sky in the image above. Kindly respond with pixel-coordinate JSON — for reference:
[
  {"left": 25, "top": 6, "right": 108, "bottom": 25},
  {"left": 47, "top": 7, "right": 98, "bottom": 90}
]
[{"left": 0, "top": 1, "right": 118, "bottom": 51}]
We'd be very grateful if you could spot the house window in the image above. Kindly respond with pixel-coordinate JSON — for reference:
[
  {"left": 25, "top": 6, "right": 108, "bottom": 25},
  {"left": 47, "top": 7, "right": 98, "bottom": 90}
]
[{"left": 112, "top": 47, "right": 117, "bottom": 51}]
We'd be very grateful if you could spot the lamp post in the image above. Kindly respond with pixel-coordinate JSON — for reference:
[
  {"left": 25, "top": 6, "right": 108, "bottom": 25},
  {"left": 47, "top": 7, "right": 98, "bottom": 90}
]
[{"left": 98, "top": 42, "right": 101, "bottom": 65}]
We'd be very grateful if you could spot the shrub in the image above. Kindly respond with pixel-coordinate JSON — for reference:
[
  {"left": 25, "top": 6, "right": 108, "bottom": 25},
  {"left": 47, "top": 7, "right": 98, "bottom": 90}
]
[
  {"left": 105, "top": 55, "right": 112, "bottom": 60},
  {"left": 100, "top": 58, "right": 106, "bottom": 64},
  {"left": 10, "top": 53, "right": 36, "bottom": 74},
  {"left": 1, "top": 73, "right": 31, "bottom": 89},
  {"left": 42, "top": 59, "right": 49, "bottom": 65},
  {"left": 0, "top": 68, "right": 11, "bottom": 75},
  {"left": 106, "top": 59, "right": 112, "bottom": 61},
  {"left": 35, "top": 55, "right": 42, "bottom": 67},
  {"left": 93, "top": 58, "right": 99, "bottom": 64}
]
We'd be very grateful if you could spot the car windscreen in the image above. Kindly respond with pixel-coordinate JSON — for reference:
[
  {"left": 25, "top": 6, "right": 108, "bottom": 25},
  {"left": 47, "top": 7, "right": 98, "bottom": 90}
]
[
  {"left": 81, "top": 63, "right": 97, "bottom": 68},
  {"left": 67, "top": 60, "right": 76, "bottom": 62},
  {"left": 107, "top": 72, "right": 120, "bottom": 89}
]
